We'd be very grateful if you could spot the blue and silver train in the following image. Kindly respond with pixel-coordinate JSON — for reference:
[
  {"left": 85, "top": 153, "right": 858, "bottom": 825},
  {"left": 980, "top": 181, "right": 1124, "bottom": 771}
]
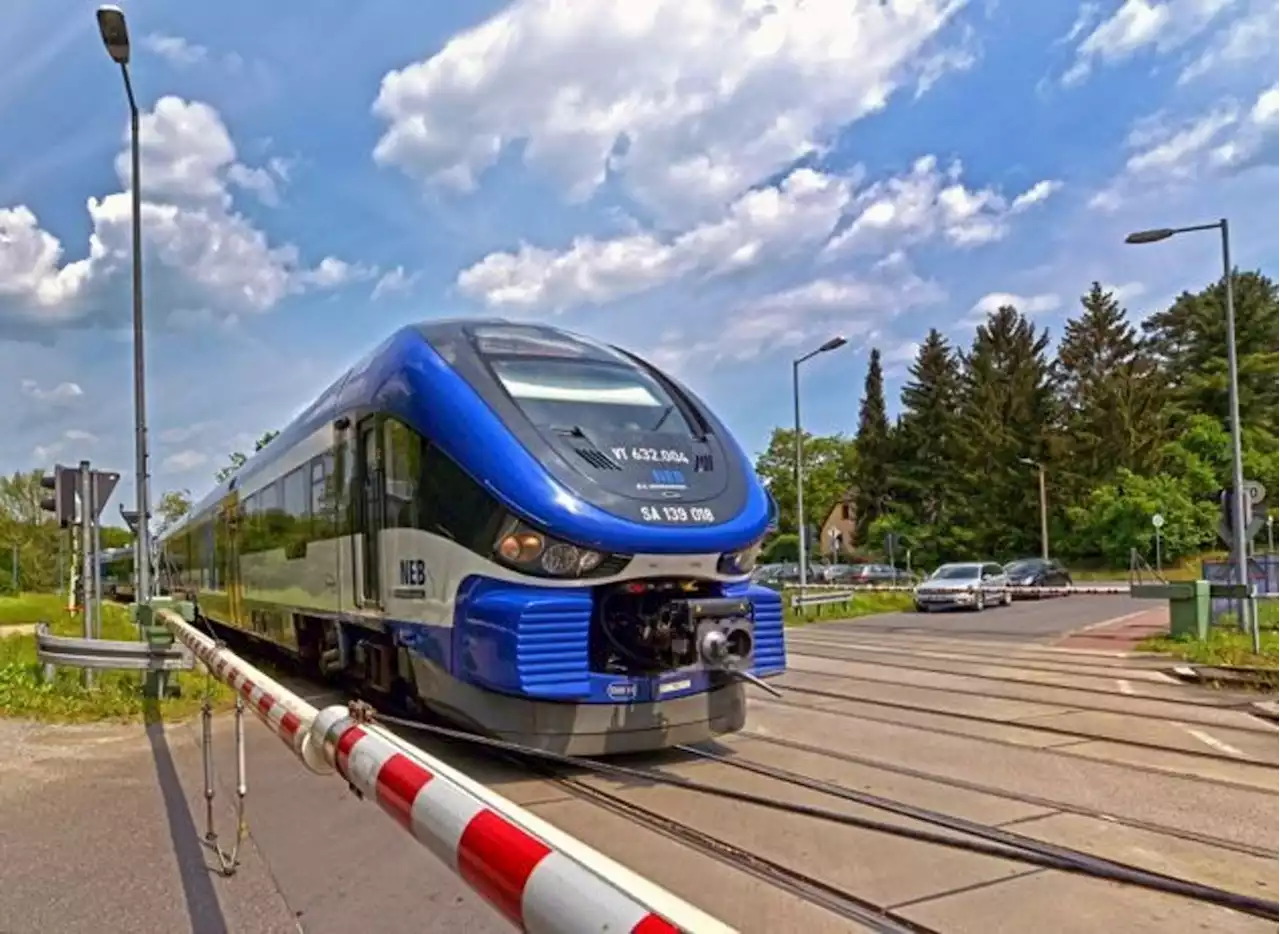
[{"left": 156, "top": 319, "right": 785, "bottom": 755}]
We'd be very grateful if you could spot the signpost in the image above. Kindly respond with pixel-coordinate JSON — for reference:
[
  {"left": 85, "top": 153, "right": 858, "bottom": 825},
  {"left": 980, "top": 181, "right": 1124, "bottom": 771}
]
[
  {"left": 1151, "top": 513, "right": 1164, "bottom": 573},
  {"left": 885, "top": 532, "right": 901, "bottom": 572}
]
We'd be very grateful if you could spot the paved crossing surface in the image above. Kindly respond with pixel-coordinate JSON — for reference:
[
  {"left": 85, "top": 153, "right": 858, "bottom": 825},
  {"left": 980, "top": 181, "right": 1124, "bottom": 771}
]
[{"left": 0, "top": 596, "right": 1275, "bottom": 933}]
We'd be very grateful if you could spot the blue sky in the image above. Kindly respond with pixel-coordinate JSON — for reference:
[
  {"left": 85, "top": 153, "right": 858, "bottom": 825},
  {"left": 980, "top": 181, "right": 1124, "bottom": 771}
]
[{"left": 1, "top": 0, "right": 1276, "bottom": 527}]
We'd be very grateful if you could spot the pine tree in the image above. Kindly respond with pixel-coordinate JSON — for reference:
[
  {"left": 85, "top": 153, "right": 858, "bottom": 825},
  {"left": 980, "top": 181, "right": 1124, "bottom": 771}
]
[
  {"left": 1142, "top": 270, "right": 1279, "bottom": 439},
  {"left": 853, "top": 348, "right": 892, "bottom": 536},
  {"left": 894, "top": 329, "right": 962, "bottom": 560},
  {"left": 1055, "top": 283, "right": 1167, "bottom": 498},
  {"left": 953, "top": 306, "right": 1057, "bottom": 558}
]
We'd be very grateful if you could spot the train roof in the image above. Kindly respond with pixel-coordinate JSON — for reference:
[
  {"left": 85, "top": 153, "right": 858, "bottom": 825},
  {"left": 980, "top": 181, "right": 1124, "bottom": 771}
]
[{"left": 160, "top": 317, "right": 517, "bottom": 540}]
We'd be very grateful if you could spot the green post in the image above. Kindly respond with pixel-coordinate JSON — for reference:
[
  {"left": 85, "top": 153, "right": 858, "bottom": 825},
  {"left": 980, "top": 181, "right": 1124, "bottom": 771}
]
[{"left": 1168, "top": 580, "right": 1210, "bottom": 640}]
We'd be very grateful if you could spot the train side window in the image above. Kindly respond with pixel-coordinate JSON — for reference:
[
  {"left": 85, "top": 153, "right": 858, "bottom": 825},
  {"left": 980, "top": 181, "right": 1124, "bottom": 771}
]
[
  {"left": 283, "top": 466, "right": 309, "bottom": 520},
  {"left": 419, "top": 439, "right": 505, "bottom": 553},
  {"left": 310, "top": 454, "right": 333, "bottom": 537},
  {"left": 384, "top": 419, "right": 423, "bottom": 530}
]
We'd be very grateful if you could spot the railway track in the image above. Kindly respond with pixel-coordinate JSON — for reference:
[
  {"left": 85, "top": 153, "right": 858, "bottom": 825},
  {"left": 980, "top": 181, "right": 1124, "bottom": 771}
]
[
  {"left": 768, "top": 681, "right": 1278, "bottom": 770},
  {"left": 194, "top": 616, "right": 1279, "bottom": 931}
]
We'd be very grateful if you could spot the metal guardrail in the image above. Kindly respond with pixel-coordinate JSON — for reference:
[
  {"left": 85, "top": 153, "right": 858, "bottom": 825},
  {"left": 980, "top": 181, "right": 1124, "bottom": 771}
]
[{"left": 34, "top": 621, "right": 194, "bottom": 684}]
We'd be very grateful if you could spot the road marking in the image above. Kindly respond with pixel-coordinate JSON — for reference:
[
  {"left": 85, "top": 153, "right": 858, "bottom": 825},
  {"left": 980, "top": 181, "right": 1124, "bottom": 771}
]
[
  {"left": 1182, "top": 726, "right": 1246, "bottom": 758},
  {"left": 1116, "top": 679, "right": 1135, "bottom": 695}
]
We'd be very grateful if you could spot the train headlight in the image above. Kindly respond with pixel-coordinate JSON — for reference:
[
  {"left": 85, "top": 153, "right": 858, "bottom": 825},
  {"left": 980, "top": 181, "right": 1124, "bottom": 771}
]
[
  {"left": 717, "top": 539, "right": 763, "bottom": 576},
  {"left": 493, "top": 518, "right": 616, "bottom": 579}
]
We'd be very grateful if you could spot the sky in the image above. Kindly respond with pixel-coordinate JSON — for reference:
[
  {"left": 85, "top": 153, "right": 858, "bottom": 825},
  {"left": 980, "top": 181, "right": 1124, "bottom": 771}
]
[{"left": 1, "top": 0, "right": 1277, "bottom": 527}]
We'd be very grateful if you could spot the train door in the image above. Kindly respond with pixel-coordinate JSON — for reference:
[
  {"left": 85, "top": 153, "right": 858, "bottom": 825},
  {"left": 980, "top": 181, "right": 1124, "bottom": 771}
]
[{"left": 357, "top": 416, "right": 385, "bottom": 608}]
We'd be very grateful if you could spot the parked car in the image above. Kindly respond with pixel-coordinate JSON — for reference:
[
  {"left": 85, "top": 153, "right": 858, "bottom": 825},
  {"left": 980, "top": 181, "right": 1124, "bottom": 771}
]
[
  {"left": 840, "top": 563, "right": 917, "bottom": 586},
  {"left": 1003, "top": 558, "right": 1073, "bottom": 597},
  {"left": 913, "top": 562, "right": 1011, "bottom": 612}
]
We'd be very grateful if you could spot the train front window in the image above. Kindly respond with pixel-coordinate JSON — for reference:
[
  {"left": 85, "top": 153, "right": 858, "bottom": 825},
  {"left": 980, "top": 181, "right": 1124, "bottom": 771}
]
[{"left": 489, "top": 357, "right": 693, "bottom": 437}]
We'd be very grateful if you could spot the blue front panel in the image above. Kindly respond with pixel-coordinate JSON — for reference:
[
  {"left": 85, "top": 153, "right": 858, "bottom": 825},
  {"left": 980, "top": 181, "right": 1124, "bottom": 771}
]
[
  {"left": 449, "top": 574, "right": 787, "bottom": 703},
  {"left": 726, "top": 581, "right": 786, "bottom": 677}
]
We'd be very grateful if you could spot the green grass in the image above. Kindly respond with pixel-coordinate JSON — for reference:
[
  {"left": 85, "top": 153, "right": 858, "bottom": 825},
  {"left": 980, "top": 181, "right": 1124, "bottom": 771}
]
[
  {"left": 784, "top": 591, "right": 915, "bottom": 627},
  {"left": 0, "top": 593, "right": 233, "bottom": 724},
  {"left": 1137, "top": 621, "right": 1280, "bottom": 670}
]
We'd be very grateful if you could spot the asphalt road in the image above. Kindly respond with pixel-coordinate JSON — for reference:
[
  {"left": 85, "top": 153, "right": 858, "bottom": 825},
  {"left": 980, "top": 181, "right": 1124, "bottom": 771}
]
[{"left": 835, "top": 591, "right": 1145, "bottom": 642}]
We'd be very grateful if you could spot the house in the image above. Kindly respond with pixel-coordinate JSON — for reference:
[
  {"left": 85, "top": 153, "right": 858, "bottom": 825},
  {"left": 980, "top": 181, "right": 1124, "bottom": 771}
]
[{"left": 817, "top": 495, "right": 857, "bottom": 558}]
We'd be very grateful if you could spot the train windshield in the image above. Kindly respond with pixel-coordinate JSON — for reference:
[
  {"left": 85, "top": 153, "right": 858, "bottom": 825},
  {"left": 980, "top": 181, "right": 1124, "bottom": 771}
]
[{"left": 489, "top": 357, "right": 693, "bottom": 436}]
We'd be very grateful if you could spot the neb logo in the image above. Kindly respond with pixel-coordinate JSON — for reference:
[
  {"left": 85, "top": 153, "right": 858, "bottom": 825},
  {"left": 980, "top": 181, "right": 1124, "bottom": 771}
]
[
  {"left": 398, "top": 558, "right": 426, "bottom": 587},
  {"left": 651, "top": 468, "right": 685, "bottom": 485}
]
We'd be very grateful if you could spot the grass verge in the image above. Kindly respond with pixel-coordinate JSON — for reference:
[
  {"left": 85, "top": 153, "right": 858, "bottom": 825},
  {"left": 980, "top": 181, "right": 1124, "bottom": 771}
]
[
  {"left": 0, "top": 593, "right": 233, "bottom": 724},
  {"left": 1137, "top": 624, "right": 1280, "bottom": 670},
  {"left": 784, "top": 591, "right": 914, "bottom": 627}
]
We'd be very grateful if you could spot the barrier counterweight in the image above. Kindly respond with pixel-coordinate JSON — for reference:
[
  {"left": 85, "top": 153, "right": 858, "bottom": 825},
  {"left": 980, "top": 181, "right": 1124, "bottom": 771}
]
[{"left": 157, "top": 608, "right": 729, "bottom": 934}]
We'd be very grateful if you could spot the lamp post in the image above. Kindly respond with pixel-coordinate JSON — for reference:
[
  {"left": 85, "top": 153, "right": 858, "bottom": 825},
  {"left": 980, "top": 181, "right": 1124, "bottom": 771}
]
[
  {"left": 1125, "top": 219, "right": 1252, "bottom": 648},
  {"left": 1018, "top": 457, "right": 1049, "bottom": 560},
  {"left": 96, "top": 5, "right": 152, "bottom": 606},
  {"left": 792, "top": 336, "right": 848, "bottom": 588}
]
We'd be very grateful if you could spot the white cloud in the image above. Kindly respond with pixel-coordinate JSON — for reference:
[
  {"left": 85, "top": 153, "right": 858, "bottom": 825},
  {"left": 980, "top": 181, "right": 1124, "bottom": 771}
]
[
  {"left": 967, "top": 291, "right": 1062, "bottom": 322},
  {"left": 371, "top": 0, "right": 972, "bottom": 225},
  {"left": 458, "top": 167, "right": 854, "bottom": 311},
  {"left": 162, "top": 449, "right": 209, "bottom": 472},
  {"left": 458, "top": 157, "right": 1055, "bottom": 313},
  {"left": 371, "top": 266, "right": 420, "bottom": 300},
  {"left": 1178, "top": 3, "right": 1278, "bottom": 84},
  {"left": 823, "top": 157, "right": 1059, "bottom": 256},
  {"left": 0, "top": 97, "right": 362, "bottom": 337},
  {"left": 1090, "top": 82, "right": 1279, "bottom": 208},
  {"left": 19, "top": 378, "right": 83, "bottom": 404},
  {"left": 1101, "top": 280, "right": 1147, "bottom": 303},
  {"left": 643, "top": 254, "right": 944, "bottom": 376},
  {"left": 1063, "top": 0, "right": 1234, "bottom": 85},
  {"left": 31, "top": 428, "right": 99, "bottom": 465},
  {"left": 142, "top": 34, "right": 209, "bottom": 68}
]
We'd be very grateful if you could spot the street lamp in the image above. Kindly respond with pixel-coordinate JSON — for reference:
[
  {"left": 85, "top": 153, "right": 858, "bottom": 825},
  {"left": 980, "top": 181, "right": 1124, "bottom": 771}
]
[
  {"left": 1018, "top": 457, "right": 1049, "bottom": 560},
  {"left": 1125, "top": 218, "right": 1250, "bottom": 646},
  {"left": 96, "top": 5, "right": 152, "bottom": 606},
  {"left": 793, "top": 336, "right": 848, "bottom": 588}
]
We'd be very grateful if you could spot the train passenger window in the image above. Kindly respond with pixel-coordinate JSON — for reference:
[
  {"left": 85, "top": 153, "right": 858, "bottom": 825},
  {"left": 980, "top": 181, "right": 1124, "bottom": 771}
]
[
  {"left": 487, "top": 357, "right": 694, "bottom": 437},
  {"left": 384, "top": 419, "right": 422, "bottom": 530},
  {"left": 283, "top": 466, "right": 309, "bottom": 520}
]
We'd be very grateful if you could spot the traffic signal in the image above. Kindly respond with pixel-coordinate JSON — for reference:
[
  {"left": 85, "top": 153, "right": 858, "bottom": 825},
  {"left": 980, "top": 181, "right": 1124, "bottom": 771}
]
[{"left": 39, "top": 465, "right": 76, "bottom": 528}]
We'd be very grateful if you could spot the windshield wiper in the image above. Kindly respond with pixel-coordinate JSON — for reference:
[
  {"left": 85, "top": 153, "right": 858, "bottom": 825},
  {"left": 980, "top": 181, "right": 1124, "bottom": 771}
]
[{"left": 651, "top": 404, "right": 675, "bottom": 433}]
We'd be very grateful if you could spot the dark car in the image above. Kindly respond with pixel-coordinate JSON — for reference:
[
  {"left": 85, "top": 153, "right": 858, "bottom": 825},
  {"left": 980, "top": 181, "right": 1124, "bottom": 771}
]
[{"left": 1003, "top": 558, "right": 1073, "bottom": 597}]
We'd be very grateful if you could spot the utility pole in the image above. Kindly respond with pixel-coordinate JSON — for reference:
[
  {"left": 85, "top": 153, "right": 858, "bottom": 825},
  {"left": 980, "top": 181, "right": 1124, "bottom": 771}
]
[{"left": 791, "top": 336, "right": 848, "bottom": 588}]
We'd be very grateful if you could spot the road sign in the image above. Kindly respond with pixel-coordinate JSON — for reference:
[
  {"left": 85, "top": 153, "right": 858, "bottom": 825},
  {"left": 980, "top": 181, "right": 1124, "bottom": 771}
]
[
  {"left": 1151, "top": 514, "right": 1165, "bottom": 529},
  {"left": 1218, "top": 481, "right": 1269, "bottom": 545},
  {"left": 91, "top": 471, "right": 121, "bottom": 520}
]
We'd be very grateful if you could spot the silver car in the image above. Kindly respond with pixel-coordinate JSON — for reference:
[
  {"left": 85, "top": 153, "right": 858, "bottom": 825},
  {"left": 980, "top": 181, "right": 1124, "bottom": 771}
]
[{"left": 913, "top": 562, "right": 1012, "bottom": 612}]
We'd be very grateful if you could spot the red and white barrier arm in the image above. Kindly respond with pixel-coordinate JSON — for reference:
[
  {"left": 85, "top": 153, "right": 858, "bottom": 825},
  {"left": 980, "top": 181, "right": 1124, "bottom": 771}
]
[{"left": 157, "top": 608, "right": 734, "bottom": 934}]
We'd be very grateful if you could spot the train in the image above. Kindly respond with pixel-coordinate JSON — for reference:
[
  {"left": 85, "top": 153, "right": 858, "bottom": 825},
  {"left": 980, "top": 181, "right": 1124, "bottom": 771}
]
[
  {"left": 156, "top": 318, "right": 785, "bottom": 755},
  {"left": 99, "top": 546, "right": 139, "bottom": 602}
]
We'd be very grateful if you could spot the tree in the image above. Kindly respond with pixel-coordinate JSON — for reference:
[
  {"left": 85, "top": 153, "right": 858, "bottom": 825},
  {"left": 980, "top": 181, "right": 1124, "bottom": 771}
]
[
  {"left": 1055, "top": 284, "right": 1169, "bottom": 502},
  {"left": 1065, "top": 470, "right": 1214, "bottom": 567},
  {"left": 156, "top": 489, "right": 193, "bottom": 532},
  {"left": 952, "top": 305, "right": 1058, "bottom": 558},
  {"left": 753, "top": 429, "right": 855, "bottom": 537},
  {"left": 1142, "top": 270, "right": 1279, "bottom": 439},
  {"left": 890, "top": 329, "right": 963, "bottom": 564},
  {"left": 0, "top": 470, "right": 62, "bottom": 593},
  {"left": 853, "top": 348, "right": 892, "bottom": 536}
]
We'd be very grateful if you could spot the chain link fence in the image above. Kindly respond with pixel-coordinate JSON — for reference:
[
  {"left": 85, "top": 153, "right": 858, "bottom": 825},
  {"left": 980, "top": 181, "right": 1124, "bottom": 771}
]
[{"left": 1202, "top": 554, "right": 1279, "bottom": 628}]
